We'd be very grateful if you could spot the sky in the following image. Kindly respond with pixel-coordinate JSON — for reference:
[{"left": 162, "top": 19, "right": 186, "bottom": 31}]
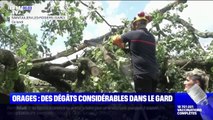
[{"left": 1, "top": 1, "right": 213, "bottom": 56}]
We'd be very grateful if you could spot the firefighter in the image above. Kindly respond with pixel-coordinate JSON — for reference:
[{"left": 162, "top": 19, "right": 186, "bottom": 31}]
[{"left": 112, "top": 11, "right": 159, "bottom": 93}]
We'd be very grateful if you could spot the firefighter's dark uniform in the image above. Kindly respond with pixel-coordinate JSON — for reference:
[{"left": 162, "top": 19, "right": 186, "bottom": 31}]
[{"left": 121, "top": 27, "right": 159, "bottom": 92}]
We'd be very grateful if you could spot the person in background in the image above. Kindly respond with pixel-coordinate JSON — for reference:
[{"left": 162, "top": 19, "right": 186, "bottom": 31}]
[
  {"left": 184, "top": 68, "right": 213, "bottom": 120},
  {"left": 112, "top": 11, "right": 159, "bottom": 93}
]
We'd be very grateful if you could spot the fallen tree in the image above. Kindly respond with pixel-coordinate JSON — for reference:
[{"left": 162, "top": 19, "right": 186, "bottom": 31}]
[{"left": 0, "top": 0, "right": 213, "bottom": 94}]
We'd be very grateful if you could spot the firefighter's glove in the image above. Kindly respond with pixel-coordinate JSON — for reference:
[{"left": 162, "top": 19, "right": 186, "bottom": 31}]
[{"left": 112, "top": 35, "right": 125, "bottom": 49}]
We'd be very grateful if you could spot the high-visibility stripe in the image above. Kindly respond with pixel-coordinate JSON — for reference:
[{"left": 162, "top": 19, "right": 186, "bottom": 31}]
[{"left": 131, "top": 40, "right": 155, "bottom": 46}]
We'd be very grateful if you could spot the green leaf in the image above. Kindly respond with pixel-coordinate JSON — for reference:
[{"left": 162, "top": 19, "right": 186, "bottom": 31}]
[
  {"left": 49, "top": 36, "right": 57, "bottom": 45},
  {"left": 10, "top": 24, "right": 16, "bottom": 34},
  {"left": 17, "top": 43, "right": 27, "bottom": 56},
  {"left": 38, "top": 45, "right": 44, "bottom": 53}
]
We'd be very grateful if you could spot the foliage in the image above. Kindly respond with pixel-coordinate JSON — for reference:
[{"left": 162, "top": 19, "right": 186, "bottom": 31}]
[
  {"left": 73, "top": 2, "right": 213, "bottom": 93},
  {"left": 0, "top": 1, "right": 213, "bottom": 93},
  {"left": 72, "top": 39, "right": 134, "bottom": 92},
  {"left": 0, "top": 58, "right": 19, "bottom": 94},
  {"left": 0, "top": 24, "right": 39, "bottom": 58},
  {"left": 0, "top": 68, "right": 18, "bottom": 94},
  {"left": 0, "top": 4, "right": 39, "bottom": 58},
  {"left": 7, "top": 0, "right": 46, "bottom": 6},
  {"left": 40, "top": 1, "right": 103, "bottom": 48},
  {"left": 151, "top": 3, "right": 213, "bottom": 92}
]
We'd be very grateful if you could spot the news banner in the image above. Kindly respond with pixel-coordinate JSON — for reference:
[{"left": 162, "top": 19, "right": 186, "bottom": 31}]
[
  {"left": 10, "top": 93, "right": 173, "bottom": 104},
  {"left": 9, "top": 92, "right": 213, "bottom": 119}
]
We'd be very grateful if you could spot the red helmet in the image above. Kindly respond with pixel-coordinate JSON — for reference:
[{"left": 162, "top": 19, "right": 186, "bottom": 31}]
[{"left": 132, "top": 12, "right": 152, "bottom": 24}]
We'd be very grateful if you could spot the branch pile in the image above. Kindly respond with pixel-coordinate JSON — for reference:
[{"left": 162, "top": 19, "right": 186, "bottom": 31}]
[{"left": 1, "top": 0, "right": 213, "bottom": 92}]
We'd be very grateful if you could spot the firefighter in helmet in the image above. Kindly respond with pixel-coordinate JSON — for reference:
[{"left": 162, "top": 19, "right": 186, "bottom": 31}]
[{"left": 112, "top": 12, "right": 159, "bottom": 92}]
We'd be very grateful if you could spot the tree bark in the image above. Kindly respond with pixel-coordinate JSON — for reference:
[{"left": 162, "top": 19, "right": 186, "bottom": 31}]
[
  {"left": 29, "top": 58, "right": 101, "bottom": 91},
  {"left": 0, "top": 49, "right": 20, "bottom": 94},
  {"left": 78, "top": 58, "right": 101, "bottom": 77},
  {"left": 159, "top": 0, "right": 187, "bottom": 14},
  {"left": 98, "top": 45, "right": 115, "bottom": 64},
  {"left": 32, "top": 31, "right": 114, "bottom": 63},
  {"left": 171, "top": 59, "right": 213, "bottom": 71}
]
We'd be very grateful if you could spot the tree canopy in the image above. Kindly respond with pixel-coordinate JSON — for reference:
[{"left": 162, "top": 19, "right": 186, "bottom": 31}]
[{"left": 0, "top": 0, "right": 213, "bottom": 96}]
